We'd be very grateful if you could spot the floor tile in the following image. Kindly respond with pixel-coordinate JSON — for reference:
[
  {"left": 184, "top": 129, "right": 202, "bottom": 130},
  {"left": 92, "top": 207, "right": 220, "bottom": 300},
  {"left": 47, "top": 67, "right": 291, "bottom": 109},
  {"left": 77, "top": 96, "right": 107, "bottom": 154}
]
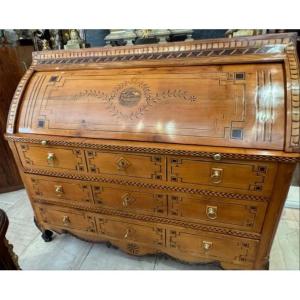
[
  {"left": 281, "top": 208, "right": 299, "bottom": 222},
  {"left": 80, "top": 243, "right": 156, "bottom": 270},
  {"left": 20, "top": 233, "right": 93, "bottom": 270},
  {"left": 5, "top": 218, "right": 40, "bottom": 258},
  {"left": 0, "top": 189, "right": 33, "bottom": 223},
  {"left": 285, "top": 186, "right": 300, "bottom": 209},
  {"left": 0, "top": 189, "right": 27, "bottom": 206},
  {"left": 6, "top": 199, "right": 34, "bottom": 224},
  {"left": 290, "top": 209, "right": 300, "bottom": 223},
  {"left": 0, "top": 201, "right": 14, "bottom": 213},
  {"left": 270, "top": 244, "right": 286, "bottom": 270},
  {"left": 270, "top": 218, "right": 300, "bottom": 270},
  {"left": 154, "top": 255, "right": 220, "bottom": 270}
]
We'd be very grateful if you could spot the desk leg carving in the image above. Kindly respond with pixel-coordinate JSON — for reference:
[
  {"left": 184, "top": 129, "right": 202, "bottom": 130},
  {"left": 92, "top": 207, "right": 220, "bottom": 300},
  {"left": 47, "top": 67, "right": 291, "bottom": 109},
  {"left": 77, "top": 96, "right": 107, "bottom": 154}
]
[{"left": 34, "top": 217, "right": 53, "bottom": 242}]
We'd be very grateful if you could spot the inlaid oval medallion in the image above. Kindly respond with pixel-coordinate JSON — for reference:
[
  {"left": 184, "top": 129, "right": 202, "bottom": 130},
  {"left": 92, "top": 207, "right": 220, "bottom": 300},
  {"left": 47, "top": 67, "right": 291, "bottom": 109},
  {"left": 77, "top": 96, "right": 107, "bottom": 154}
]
[{"left": 119, "top": 88, "right": 142, "bottom": 107}]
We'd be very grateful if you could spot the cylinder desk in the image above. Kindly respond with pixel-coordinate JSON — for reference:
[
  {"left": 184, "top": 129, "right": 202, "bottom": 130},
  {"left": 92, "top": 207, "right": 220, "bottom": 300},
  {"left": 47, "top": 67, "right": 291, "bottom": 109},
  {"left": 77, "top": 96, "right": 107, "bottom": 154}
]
[{"left": 5, "top": 33, "right": 300, "bottom": 269}]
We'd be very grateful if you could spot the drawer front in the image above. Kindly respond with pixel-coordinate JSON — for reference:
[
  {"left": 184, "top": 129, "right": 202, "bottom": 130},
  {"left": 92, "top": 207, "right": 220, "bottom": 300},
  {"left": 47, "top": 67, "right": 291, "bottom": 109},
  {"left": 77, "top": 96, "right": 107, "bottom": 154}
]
[
  {"left": 169, "top": 195, "right": 267, "bottom": 232},
  {"left": 92, "top": 184, "right": 167, "bottom": 216},
  {"left": 36, "top": 205, "right": 96, "bottom": 233},
  {"left": 27, "top": 176, "right": 93, "bottom": 204},
  {"left": 86, "top": 150, "right": 166, "bottom": 181},
  {"left": 26, "top": 174, "right": 167, "bottom": 216},
  {"left": 168, "top": 157, "right": 277, "bottom": 195},
  {"left": 16, "top": 143, "right": 86, "bottom": 172},
  {"left": 97, "top": 217, "right": 165, "bottom": 247},
  {"left": 167, "top": 228, "right": 258, "bottom": 265},
  {"left": 26, "top": 173, "right": 266, "bottom": 232}
]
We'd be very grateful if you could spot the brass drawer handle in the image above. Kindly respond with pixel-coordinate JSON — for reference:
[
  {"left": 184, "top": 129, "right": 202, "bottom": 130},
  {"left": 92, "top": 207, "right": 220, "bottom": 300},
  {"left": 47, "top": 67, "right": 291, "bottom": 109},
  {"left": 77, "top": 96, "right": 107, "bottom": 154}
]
[
  {"left": 203, "top": 241, "right": 213, "bottom": 251},
  {"left": 211, "top": 168, "right": 223, "bottom": 184},
  {"left": 55, "top": 185, "right": 64, "bottom": 196},
  {"left": 41, "top": 140, "right": 48, "bottom": 146},
  {"left": 62, "top": 215, "right": 70, "bottom": 225},
  {"left": 206, "top": 206, "right": 217, "bottom": 219},
  {"left": 47, "top": 153, "right": 55, "bottom": 165},
  {"left": 122, "top": 193, "right": 135, "bottom": 207}
]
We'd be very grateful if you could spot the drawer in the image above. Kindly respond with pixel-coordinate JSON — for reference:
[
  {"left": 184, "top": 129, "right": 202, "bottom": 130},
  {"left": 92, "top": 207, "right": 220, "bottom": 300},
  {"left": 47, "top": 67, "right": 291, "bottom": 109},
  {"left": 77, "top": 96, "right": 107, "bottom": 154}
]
[
  {"left": 169, "top": 194, "right": 267, "bottom": 232},
  {"left": 92, "top": 184, "right": 167, "bottom": 216},
  {"left": 86, "top": 150, "right": 166, "bottom": 181},
  {"left": 167, "top": 228, "right": 258, "bottom": 265},
  {"left": 16, "top": 143, "right": 86, "bottom": 172},
  {"left": 26, "top": 174, "right": 167, "bottom": 216},
  {"left": 26, "top": 175, "right": 93, "bottom": 204},
  {"left": 97, "top": 216, "right": 165, "bottom": 247},
  {"left": 168, "top": 157, "right": 277, "bottom": 195},
  {"left": 36, "top": 205, "right": 96, "bottom": 233}
]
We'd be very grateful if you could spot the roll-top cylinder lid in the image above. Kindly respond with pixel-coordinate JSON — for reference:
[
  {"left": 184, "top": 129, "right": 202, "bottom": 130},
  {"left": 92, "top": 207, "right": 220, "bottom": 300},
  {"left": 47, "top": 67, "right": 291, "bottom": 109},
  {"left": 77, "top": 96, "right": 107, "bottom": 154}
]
[{"left": 8, "top": 33, "right": 300, "bottom": 152}]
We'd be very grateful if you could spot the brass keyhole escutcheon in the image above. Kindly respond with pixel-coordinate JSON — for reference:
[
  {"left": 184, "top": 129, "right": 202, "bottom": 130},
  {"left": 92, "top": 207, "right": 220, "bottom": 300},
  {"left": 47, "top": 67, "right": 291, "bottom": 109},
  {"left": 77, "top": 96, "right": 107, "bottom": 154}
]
[
  {"left": 206, "top": 206, "right": 217, "bottom": 220},
  {"left": 124, "top": 228, "right": 135, "bottom": 240},
  {"left": 116, "top": 157, "right": 130, "bottom": 171},
  {"left": 55, "top": 185, "right": 64, "bottom": 197},
  {"left": 122, "top": 193, "right": 135, "bottom": 207},
  {"left": 124, "top": 229, "right": 130, "bottom": 239},
  {"left": 62, "top": 215, "right": 70, "bottom": 225},
  {"left": 202, "top": 241, "right": 213, "bottom": 251}
]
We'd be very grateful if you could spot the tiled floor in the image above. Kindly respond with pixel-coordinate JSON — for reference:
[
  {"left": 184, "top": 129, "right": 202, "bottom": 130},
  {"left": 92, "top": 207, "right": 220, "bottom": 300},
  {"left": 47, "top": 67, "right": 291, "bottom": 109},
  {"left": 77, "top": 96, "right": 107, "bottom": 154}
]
[{"left": 0, "top": 188, "right": 299, "bottom": 270}]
